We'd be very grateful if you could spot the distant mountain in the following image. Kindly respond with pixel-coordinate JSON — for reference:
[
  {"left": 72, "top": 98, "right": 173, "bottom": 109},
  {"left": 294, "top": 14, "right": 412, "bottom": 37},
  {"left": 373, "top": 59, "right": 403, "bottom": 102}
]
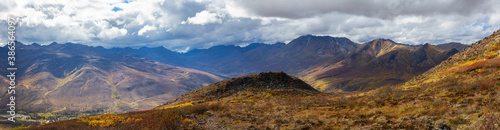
[
  {"left": 63, "top": 35, "right": 461, "bottom": 93},
  {"left": 172, "top": 36, "right": 461, "bottom": 93},
  {"left": 0, "top": 43, "right": 223, "bottom": 114},
  {"left": 271, "top": 35, "right": 358, "bottom": 73},
  {"left": 108, "top": 46, "right": 184, "bottom": 66},
  {"left": 180, "top": 43, "right": 285, "bottom": 77},
  {"left": 109, "top": 35, "right": 358, "bottom": 78},
  {"left": 435, "top": 42, "right": 468, "bottom": 51},
  {"left": 299, "top": 39, "right": 460, "bottom": 92},
  {"left": 283, "top": 35, "right": 358, "bottom": 57},
  {"left": 107, "top": 43, "right": 286, "bottom": 78}
]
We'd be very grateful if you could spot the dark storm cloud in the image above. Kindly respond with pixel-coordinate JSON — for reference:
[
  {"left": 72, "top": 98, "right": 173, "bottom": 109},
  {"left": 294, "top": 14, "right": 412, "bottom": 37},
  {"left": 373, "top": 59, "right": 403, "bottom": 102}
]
[{"left": 229, "top": 0, "right": 493, "bottom": 19}]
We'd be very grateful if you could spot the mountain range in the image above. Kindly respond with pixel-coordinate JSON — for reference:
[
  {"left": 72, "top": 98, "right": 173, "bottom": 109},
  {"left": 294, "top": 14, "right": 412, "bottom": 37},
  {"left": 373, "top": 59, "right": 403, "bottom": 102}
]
[
  {"left": 32, "top": 29, "right": 500, "bottom": 129},
  {"left": 0, "top": 34, "right": 467, "bottom": 128},
  {"left": 106, "top": 35, "right": 465, "bottom": 93}
]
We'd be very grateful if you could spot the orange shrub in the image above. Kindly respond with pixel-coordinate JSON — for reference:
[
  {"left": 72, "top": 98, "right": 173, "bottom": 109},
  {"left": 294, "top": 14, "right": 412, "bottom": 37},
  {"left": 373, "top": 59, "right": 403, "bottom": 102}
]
[
  {"left": 452, "top": 58, "right": 500, "bottom": 73},
  {"left": 479, "top": 79, "right": 495, "bottom": 91}
]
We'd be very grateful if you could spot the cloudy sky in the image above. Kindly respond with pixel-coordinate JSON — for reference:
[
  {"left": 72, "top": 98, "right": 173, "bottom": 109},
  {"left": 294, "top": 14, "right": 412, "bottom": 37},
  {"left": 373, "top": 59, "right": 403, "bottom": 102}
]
[{"left": 1, "top": 0, "right": 499, "bottom": 52}]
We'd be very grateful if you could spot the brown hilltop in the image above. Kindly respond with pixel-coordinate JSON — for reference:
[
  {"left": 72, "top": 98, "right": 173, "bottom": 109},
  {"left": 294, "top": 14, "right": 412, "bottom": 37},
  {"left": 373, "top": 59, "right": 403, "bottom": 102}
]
[{"left": 157, "top": 72, "right": 319, "bottom": 109}]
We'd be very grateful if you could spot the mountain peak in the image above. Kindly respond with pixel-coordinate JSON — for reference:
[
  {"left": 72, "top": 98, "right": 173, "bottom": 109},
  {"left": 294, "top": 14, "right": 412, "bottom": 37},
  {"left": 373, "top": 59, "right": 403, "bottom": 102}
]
[
  {"left": 32, "top": 43, "right": 41, "bottom": 46},
  {"left": 365, "top": 38, "right": 399, "bottom": 49},
  {"left": 359, "top": 38, "right": 402, "bottom": 57},
  {"left": 293, "top": 34, "right": 350, "bottom": 42},
  {"left": 274, "top": 42, "right": 286, "bottom": 46},
  {"left": 417, "top": 42, "right": 443, "bottom": 52},
  {"left": 373, "top": 38, "right": 394, "bottom": 42},
  {"left": 368, "top": 38, "right": 397, "bottom": 45},
  {"left": 285, "top": 35, "right": 358, "bottom": 57},
  {"left": 419, "top": 43, "right": 437, "bottom": 50}
]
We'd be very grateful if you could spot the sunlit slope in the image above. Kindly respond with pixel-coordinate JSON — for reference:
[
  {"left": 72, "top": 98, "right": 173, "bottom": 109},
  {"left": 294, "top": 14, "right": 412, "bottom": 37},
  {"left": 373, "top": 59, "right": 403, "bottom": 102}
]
[{"left": 300, "top": 39, "right": 459, "bottom": 93}]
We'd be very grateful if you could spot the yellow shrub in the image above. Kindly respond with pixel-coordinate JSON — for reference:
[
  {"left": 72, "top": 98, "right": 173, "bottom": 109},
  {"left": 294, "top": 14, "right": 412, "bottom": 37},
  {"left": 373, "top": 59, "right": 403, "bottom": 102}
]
[
  {"left": 163, "top": 102, "right": 194, "bottom": 109},
  {"left": 484, "top": 51, "right": 498, "bottom": 59},
  {"left": 78, "top": 114, "right": 124, "bottom": 127},
  {"left": 123, "top": 117, "right": 143, "bottom": 123},
  {"left": 265, "top": 93, "right": 273, "bottom": 98}
]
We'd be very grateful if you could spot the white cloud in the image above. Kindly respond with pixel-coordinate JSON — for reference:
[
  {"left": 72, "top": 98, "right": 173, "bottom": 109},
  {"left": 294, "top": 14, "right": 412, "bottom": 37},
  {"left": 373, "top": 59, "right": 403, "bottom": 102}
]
[
  {"left": 138, "top": 25, "right": 157, "bottom": 36},
  {"left": 489, "top": 14, "right": 500, "bottom": 25},
  {"left": 184, "top": 10, "right": 221, "bottom": 25},
  {"left": 97, "top": 27, "right": 128, "bottom": 40}
]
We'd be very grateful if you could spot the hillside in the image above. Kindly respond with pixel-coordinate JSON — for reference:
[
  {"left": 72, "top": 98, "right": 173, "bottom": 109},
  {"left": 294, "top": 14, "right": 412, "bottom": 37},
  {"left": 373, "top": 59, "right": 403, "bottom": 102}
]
[
  {"left": 31, "top": 29, "right": 500, "bottom": 129},
  {"left": 0, "top": 43, "right": 223, "bottom": 123},
  {"left": 299, "top": 39, "right": 459, "bottom": 93}
]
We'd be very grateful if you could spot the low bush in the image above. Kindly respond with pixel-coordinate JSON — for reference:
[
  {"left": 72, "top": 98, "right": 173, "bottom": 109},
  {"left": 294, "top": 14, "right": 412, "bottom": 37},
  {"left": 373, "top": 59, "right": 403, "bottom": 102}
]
[{"left": 479, "top": 112, "right": 500, "bottom": 130}]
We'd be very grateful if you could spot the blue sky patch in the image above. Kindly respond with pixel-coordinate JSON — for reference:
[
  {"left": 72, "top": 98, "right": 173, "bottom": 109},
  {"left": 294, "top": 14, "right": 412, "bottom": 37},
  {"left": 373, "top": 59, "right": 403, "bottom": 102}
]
[{"left": 112, "top": 7, "right": 123, "bottom": 12}]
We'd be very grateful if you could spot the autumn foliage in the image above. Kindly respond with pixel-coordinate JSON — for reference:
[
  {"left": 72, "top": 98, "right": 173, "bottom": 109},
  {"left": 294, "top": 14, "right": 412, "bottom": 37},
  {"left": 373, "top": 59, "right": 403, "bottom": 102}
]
[{"left": 31, "top": 103, "right": 225, "bottom": 129}]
